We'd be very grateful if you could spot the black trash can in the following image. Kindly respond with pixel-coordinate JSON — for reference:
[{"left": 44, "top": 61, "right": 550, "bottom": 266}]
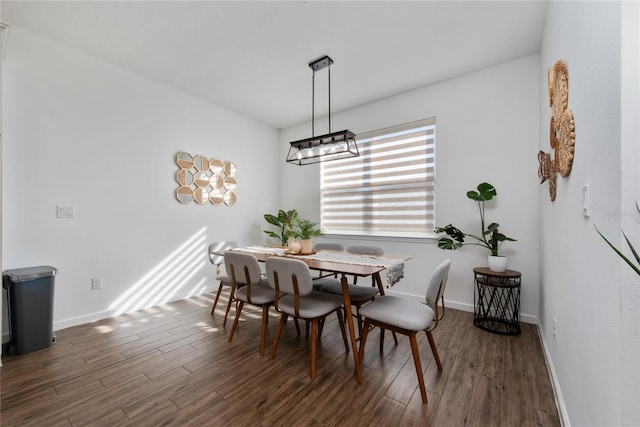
[{"left": 3, "top": 266, "right": 57, "bottom": 355}]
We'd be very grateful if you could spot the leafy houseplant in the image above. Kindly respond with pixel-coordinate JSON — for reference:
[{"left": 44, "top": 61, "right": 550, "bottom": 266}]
[
  {"left": 435, "top": 182, "right": 516, "bottom": 262},
  {"left": 295, "top": 218, "right": 323, "bottom": 254},
  {"left": 263, "top": 209, "right": 298, "bottom": 246},
  {"left": 296, "top": 218, "right": 323, "bottom": 240}
]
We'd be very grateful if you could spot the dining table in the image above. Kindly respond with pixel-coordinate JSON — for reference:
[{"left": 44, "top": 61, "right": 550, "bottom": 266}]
[{"left": 228, "top": 245, "right": 410, "bottom": 385}]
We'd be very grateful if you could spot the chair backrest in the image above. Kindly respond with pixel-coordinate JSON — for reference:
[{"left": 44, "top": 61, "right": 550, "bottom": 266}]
[
  {"left": 208, "top": 241, "right": 239, "bottom": 266},
  {"left": 425, "top": 259, "right": 451, "bottom": 321},
  {"left": 347, "top": 245, "right": 384, "bottom": 256},
  {"left": 313, "top": 242, "right": 345, "bottom": 251},
  {"left": 224, "top": 251, "right": 263, "bottom": 286},
  {"left": 266, "top": 257, "right": 314, "bottom": 297}
]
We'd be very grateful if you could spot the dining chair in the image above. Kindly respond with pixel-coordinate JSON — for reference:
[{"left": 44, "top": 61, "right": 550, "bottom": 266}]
[
  {"left": 312, "top": 242, "right": 345, "bottom": 282},
  {"left": 347, "top": 245, "right": 384, "bottom": 256},
  {"left": 266, "top": 256, "right": 349, "bottom": 380},
  {"left": 313, "top": 242, "right": 345, "bottom": 251},
  {"left": 346, "top": 245, "right": 384, "bottom": 285},
  {"left": 208, "top": 241, "right": 239, "bottom": 326},
  {"left": 318, "top": 245, "right": 383, "bottom": 333},
  {"left": 358, "top": 259, "right": 451, "bottom": 403},
  {"left": 225, "top": 251, "right": 276, "bottom": 357}
]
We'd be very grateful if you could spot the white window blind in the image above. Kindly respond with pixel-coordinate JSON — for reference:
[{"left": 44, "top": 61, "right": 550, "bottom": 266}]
[{"left": 321, "top": 117, "right": 435, "bottom": 237}]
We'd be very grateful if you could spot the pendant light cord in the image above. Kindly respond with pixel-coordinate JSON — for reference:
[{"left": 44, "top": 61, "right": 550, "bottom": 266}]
[
  {"left": 328, "top": 65, "right": 331, "bottom": 133},
  {"left": 311, "top": 70, "right": 315, "bottom": 138},
  {"left": 310, "top": 58, "right": 333, "bottom": 139}
]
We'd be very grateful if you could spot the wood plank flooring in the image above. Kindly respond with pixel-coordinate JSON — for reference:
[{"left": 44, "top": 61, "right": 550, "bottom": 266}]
[{"left": 1, "top": 292, "right": 561, "bottom": 426}]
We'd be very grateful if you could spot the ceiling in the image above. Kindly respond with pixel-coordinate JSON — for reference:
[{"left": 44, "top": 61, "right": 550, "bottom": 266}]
[{"left": 1, "top": 1, "right": 548, "bottom": 130}]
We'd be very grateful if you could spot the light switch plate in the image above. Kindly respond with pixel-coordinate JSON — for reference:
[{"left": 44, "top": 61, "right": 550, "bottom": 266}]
[{"left": 582, "top": 184, "right": 590, "bottom": 217}]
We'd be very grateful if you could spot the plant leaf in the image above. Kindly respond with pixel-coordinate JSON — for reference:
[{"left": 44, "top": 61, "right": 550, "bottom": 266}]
[
  {"left": 622, "top": 230, "right": 640, "bottom": 267},
  {"left": 437, "top": 238, "right": 463, "bottom": 250},
  {"left": 264, "top": 214, "right": 280, "bottom": 226},
  {"left": 477, "top": 182, "right": 497, "bottom": 200},
  {"left": 595, "top": 226, "right": 640, "bottom": 276}
]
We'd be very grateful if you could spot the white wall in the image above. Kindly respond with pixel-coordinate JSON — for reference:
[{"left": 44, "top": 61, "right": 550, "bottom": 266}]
[
  {"left": 280, "top": 54, "right": 541, "bottom": 321},
  {"left": 540, "top": 1, "right": 639, "bottom": 426},
  {"left": 1, "top": 27, "right": 281, "bottom": 336}
]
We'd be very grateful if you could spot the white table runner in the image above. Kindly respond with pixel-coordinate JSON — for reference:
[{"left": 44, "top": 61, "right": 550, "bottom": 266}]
[{"left": 233, "top": 246, "right": 405, "bottom": 287}]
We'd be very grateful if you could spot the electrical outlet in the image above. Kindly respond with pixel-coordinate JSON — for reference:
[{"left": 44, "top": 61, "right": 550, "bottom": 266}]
[
  {"left": 56, "top": 205, "right": 76, "bottom": 218},
  {"left": 91, "top": 277, "right": 102, "bottom": 290},
  {"left": 553, "top": 318, "right": 557, "bottom": 342}
]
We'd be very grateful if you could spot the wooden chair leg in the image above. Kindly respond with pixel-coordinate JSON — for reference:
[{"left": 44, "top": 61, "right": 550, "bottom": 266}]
[
  {"left": 222, "top": 294, "right": 235, "bottom": 327},
  {"left": 227, "top": 301, "right": 244, "bottom": 343},
  {"left": 310, "top": 319, "right": 318, "bottom": 380},
  {"left": 409, "top": 333, "right": 428, "bottom": 403},
  {"left": 293, "top": 317, "right": 301, "bottom": 336},
  {"left": 358, "top": 319, "right": 371, "bottom": 362},
  {"left": 269, "top": 314, "right": 288, "bottom": 360},
  {"left": 426, "top": 330, "right": 443, "bottom": 370},
  {"left": 210, "top": 284, "right": 224, "bottom": 315},
  {"left": 379, "top": 328, "right": 385, "bottom": 353},
  {"left": 260, "top": 305, "right": 269, "bottom": 357},
  {"left": 335, "top": 309, "right": 349, "bottom": 353}
]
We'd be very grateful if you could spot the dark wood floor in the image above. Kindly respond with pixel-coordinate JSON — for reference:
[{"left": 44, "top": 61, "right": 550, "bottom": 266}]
[{"left": 1, "top": 292, "right": 560, "bottom": 426}]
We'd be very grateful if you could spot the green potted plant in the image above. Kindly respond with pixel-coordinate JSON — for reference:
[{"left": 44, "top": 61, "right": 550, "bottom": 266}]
[
  {"left": 263, "top": 209, "right": 298, "bottom": 246},
  {"left": 296, "top": 218, "right": 323, "bottom": 254},
  {"left": 435, "top": 182, "right": 516, "bottom": 272}
]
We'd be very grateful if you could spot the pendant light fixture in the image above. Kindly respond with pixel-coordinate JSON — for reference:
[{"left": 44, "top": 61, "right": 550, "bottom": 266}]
[{"left": 286, "top": 55, "right": 359, "bottom": 165}]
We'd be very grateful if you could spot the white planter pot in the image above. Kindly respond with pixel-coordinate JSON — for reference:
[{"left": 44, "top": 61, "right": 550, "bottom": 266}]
[
  {"left": 488, "top": 255, "right": 508, "bottom": 272},
  {"left": 300, "top": 239, "right": 313, "bottom": 254},
  {"left": 287, "top": 236, "right": 301, "bottom": 254}
]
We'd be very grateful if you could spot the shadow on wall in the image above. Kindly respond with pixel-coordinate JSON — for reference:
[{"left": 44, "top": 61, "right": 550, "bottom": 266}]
[{"left": 109, "top": 227, "right": 209, "bottom": 316}]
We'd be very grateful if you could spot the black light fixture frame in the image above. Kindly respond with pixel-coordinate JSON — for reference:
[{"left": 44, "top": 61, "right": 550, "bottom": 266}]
[{"left": 286, "top": 55, "right": 359, "bottom": 165}]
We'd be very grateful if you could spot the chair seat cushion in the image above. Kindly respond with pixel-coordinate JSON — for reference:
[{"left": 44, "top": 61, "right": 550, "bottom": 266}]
[
  {"left": 277, "top": 291, "right": 344, "bottom": 319},
  {"left": 318, "top": 281, "right": 378, "bottom": 302},
  {"left": 359, "top": 295, "right": 435, "bottom": 331},
  {"left": 234, "top": 281, "right": 274, "bottom": 305},
  {"left": 216, "top": 274, "right": 232, "bottom": 285},
  {"left": 311, "top": 276, "right": 339, "bottom": 290}
]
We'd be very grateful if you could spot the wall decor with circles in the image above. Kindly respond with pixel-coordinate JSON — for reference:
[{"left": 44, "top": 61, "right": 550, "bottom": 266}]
[
  {"left": 539, "top": 59, "right": 576, "bottom": 201},
  {"left": 175, "top": 151, "right": 237, "bottom": 206}
]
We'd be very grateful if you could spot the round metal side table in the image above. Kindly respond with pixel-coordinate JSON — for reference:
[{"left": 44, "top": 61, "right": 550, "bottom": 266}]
[{"left": 473, "top": 267, "right": 521, "bottom": 335}]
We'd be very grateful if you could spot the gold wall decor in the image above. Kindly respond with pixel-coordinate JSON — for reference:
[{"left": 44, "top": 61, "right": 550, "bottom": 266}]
[
  {"left": 538, "top": 150, "right": 556, "bottom": 201},
  {"left": 541, "top": 59, "right": 576, "bottom": 201},
  {"left": 175, "top": 151, "right": 237, "bottom": 206}
]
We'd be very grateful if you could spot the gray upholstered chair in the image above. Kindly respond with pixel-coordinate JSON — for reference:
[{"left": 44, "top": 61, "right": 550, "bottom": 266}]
[
  {"left": 313, "top": 242, "right": 345, "bottom": 252},
  {"left": 208, "top": 241, "right": 239, "bottom": 326},
  {"left": 225, "top": 251, "right": 275, "bottom": 357},
  {"left": 358, "top": 259, "right": 451, "bottom": 403},
  {"left": 347, "top": 245, "right": 384, "bottom": 256},
  {"left": 312, "top": 242, "right": 345, "bottom": 282},
  {"left": 318, "top": 245, "right": 383, "bottom": 333},
  {"left": 266, "top": 256, "right": 349, "bottom": 380}
]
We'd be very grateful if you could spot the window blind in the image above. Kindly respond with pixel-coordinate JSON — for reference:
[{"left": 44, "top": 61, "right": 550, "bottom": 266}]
[{"left": 321, "top": 118, "right": 435, "bottom": 237}]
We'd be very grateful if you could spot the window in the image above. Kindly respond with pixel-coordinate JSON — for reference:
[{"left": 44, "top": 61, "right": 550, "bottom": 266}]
[{"left": 321, "top": 117, "right": 435, "bottom": 238}]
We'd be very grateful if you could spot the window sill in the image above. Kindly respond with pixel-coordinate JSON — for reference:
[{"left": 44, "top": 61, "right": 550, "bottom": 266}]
[{"left": 322, "top": 232, "right": 438, "bottom": 244}]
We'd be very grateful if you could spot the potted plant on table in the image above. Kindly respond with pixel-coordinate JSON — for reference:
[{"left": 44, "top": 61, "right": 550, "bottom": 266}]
[
  {"left": 263, "top": 209, "right": 298, "bottom": 247},
  {"left": 435, "top": 182, "right": 516, "bottom": 272},
  {"left": 295, "top": 218, "right": 323, "bottom": 254}
]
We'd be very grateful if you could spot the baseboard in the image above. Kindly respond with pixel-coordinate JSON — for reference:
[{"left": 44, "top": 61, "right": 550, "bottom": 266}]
[{"left": 537, "top": 322, "right": 571, "bottom": 427}]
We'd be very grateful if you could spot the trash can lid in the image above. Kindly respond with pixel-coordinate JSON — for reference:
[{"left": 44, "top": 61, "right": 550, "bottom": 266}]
[{"left": 2, "top": 266, "right": 58, "bottom": 282}]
